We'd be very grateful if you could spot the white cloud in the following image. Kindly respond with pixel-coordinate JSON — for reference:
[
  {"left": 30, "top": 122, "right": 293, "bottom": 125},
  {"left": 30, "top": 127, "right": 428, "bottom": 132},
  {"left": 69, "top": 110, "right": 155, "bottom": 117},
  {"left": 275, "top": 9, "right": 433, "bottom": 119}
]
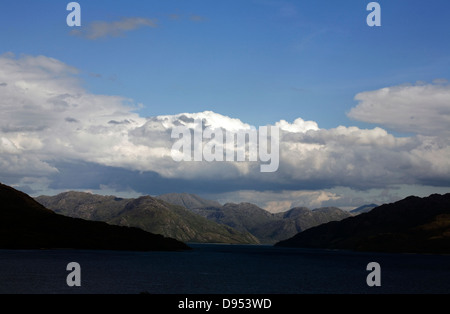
[
  {"left": 348, "top": 82, "right": 450, "bottom": 136},
  {"left": 0, "top": 53, "right": 147, "bottom": 173},
  {"left": 275, "top": 117, "right": 319, "bottom": 133},
  {"left": 0, "top": 53, "right": 449, "bottom": 203}
]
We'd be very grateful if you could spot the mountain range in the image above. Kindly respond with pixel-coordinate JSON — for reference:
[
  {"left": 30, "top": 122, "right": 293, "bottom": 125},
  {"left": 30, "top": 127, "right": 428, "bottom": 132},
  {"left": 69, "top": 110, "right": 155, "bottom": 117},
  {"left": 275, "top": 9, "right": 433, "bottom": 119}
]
[
  {"left": 36, "top": 192, "right": 353, "bottom": 244},
  {"left": 36, "top": 192, "right": 259, "bottom": 244},
  {"left": 0, "top": 183, "right": 189, "bottom": 251},
  {"left": 158, "top": 193, "right": 354, "bottom": 243},
  {"left": 36, "top": 191, "right": 351, "bottom": 244},
  {"left": 276, "top": 193, "right": 450, "bottom": 254},
  {"left": 4, "top": 181, "right": 449, "bottom": 254},
  {"left": 187, "top": 203, "right": 352, "bottom": 244}
]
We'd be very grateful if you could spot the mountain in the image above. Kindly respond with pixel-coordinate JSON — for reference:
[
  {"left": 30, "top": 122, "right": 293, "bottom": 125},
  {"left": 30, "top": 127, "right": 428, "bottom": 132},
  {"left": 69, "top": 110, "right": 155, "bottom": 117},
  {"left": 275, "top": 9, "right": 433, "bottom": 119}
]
[
  {"left": 0, "top": 183, "right": 188, "bottom": 251},
  {"left": 36, "top": 192, "right": 259, "bottom": 244},
  {"left": 350, "top": 203, "right": 378, "bottom": 215},
  {"left": 276, "top": 206, "right": 352, "bottom": 228},
  {"left": 156, "top": 193, "right": 222, "bottom": 209},
  {"left": 275, "top": 193, "right": 450, "bottom": 254},
  {"left": 188, "top": 202, "right": 351, "bottom": 244},
  {"left": 36, "top": 191, "right": 130, "bottom": 221},
  {"left": 193, "top": 202, "right": 277, "bottom": 243},
  {"left": 109, "top": 196, "right": 259, "bottom": 244},
  {"left": 37, "top": 191, "right": 352, "bottom": 245}
]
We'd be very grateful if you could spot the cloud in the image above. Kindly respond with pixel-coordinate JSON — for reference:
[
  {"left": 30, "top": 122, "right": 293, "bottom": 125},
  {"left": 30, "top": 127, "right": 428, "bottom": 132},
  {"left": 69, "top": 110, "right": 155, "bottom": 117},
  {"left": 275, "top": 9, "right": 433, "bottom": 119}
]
[
  {"left": 65, "top": 117, "right": 79, "bottom": 123},
  {"left": 70, "top": 17, "right": 158, "bottom": 40},
  {"left": 0, "top": 53, "right": 147, "bottom": 175},
  {"left": 0, "top": 54, "right": 449, "bottom": 207},
  {"left": 348, "top": 82, "right": 450, "bottom": 136},
  {"left": 275, "top": 117, "right": 319, "bottom": 133},
  {"left": 279, "top": 125, "right": 449, "bottom": 191}
]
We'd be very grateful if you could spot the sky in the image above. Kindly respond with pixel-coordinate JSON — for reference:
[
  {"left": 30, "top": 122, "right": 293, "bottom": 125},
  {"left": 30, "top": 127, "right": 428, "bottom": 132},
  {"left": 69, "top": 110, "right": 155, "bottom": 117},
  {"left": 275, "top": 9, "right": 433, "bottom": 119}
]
[{"left": 0, "top": 0, "right": 449, "bottom": 212}]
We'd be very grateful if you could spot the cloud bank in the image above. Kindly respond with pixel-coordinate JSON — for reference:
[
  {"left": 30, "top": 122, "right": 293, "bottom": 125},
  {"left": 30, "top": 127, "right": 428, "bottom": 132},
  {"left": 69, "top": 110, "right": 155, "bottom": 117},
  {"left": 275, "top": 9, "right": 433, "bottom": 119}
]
[
  {"left": 0, "top": 54, "right": 449, "bottom": 209},
  {"left": 349, "top": 81, "right": 450, "bottom": 136}
]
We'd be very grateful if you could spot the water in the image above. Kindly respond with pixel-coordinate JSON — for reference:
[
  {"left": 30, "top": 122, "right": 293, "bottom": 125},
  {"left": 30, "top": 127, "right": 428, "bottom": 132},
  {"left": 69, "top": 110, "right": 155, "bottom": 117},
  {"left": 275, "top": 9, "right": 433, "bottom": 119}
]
[{"left": 0, "top": 243, "right": 449, "bottom": 294}]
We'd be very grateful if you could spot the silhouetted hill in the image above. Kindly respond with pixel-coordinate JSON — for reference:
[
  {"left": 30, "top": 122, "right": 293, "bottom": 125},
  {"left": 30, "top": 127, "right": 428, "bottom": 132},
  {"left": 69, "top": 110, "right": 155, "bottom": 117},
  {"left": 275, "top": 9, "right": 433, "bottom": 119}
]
[
  {"left": 276, "top": 193, "right": 450, "bottom": 254},
  {"left": 0, "top": 183, "right": 189, "bottom": 251},
  {"left": 350, "top": 204, "right": 378, "bottom": 215},
  {"left": 36, "top": 192, "right": 259, "bottom": 244}
]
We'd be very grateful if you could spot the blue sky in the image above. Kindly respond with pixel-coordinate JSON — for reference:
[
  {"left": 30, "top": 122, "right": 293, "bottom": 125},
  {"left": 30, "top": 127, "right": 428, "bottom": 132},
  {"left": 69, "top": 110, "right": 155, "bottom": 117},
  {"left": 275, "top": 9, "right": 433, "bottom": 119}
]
[
  {"left": 1, "top": 0, "right": 449, "bottom": 211},
  {"left": 3, "top": 0, "right": 449, "bottom": 128}
]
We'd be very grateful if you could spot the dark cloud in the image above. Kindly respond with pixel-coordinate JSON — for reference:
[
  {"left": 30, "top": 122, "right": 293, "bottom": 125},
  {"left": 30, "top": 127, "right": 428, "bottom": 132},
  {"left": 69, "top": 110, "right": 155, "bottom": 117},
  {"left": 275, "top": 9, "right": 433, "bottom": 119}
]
[
  {"left": 108, "top": 119, "right": 131, "bottom": 125},
  {"left": 178, "top": 115, "right": 195, "bottom": 124},
  {"left": 45, "top": 160, "right": 331, "bottom": 196},
  {"left": 65, "top": 117, "right": 79, "bottom": 123}
]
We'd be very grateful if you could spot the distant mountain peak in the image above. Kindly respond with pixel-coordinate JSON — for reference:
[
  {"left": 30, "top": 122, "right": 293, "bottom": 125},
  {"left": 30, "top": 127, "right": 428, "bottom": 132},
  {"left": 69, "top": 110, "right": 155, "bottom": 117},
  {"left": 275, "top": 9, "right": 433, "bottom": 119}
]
[{"left": 350, "top": 203, "right": 379, "bottom": 215}]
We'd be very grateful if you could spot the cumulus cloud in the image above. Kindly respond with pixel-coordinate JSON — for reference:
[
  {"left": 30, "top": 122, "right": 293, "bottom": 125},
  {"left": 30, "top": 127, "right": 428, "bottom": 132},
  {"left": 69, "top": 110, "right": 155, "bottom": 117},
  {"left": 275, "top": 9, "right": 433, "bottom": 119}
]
[
  {"left": 275, "top": 117, "right": 319, "bottom": 133},
  {"left": 70, "top": 17, "right": 158, "bottom": 40},
  {"left": 348, "top": 82, "right": 450, "bottom": 136},
  {"left": 0, "top": 53, "right": 146, "bottom": 174},
  {"left": 0, "top": 53, "right": 449, "bottom": 207}
]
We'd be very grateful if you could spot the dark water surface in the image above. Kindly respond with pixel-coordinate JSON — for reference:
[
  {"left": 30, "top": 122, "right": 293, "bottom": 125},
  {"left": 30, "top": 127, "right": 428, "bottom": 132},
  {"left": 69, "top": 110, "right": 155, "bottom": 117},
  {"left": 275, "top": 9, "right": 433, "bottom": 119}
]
[{"left": 1, "top": 243, "right": 449, "bottom": 294}]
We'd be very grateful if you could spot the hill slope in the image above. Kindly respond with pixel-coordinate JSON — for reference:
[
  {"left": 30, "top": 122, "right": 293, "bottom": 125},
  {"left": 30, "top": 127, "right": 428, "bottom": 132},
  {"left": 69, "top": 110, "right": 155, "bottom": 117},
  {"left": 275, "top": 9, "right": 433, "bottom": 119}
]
[
  {"left": 0, "top": 183, "right": 189, "bottom": 251},
  {"left": 36, "top": 191, "right": 129, "bottom": 221},
  {"left": 276, "top": 193, "right": 450, "bottom": 254},
  {"left": 36, "top": 192, "right": 259, "bottom": 244},
  {"left": 156, "top": 193, "right": 222, "bottom": 209},
  {"left": 189, "top": 202, "right": 351, "bottom": 244}
]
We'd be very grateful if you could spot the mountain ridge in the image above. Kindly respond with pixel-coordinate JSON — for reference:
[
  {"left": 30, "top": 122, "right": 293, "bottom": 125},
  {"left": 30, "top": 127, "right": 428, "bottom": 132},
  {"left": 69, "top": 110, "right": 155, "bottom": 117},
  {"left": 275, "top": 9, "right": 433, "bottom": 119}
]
[
  {"left": 170, "top": 197, "right": 352, "bottom": 244},
  {"left": 0, "top": 183, "right": 189, "bottom": 251},
  {"left": 36, "top": 191, "right": 367, "bottom": 244},
  {"left": 156, "top": 193, "right": 222, "bottom": 209},
  {"left": 275, "top": 193, "right": 450, "bottom": 254},
  {"left": 36, "top": 192, "right": 259, "bottom": 244}
]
